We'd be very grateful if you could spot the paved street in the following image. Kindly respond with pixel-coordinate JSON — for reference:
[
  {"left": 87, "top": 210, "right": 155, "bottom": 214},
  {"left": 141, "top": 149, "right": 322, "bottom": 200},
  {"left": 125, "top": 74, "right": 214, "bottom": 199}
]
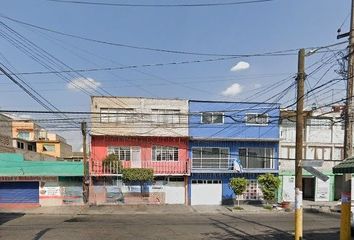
[{"left": 0, "top": 212, "right": 340, "bottom": 240}]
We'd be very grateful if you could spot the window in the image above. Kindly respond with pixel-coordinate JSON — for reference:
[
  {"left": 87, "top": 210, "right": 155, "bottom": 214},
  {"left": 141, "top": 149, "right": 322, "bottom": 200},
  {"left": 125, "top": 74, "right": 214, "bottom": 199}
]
[
  {"left": 17, "top": 131, "right": 30, "bottom": 140},
  {"left": 239, "top": 148, "right": 273, "bottom": 169},
  {"left": 152, "top": 146, "right": 178, "bottom": 161},
  {"left": 192, "top": 147, "right": 229, "bottom": 169},
  {"left": 246, "top": 113, "right": 269, "bottom": 125},
  {"left": 43, "top": 144, "right": 55, "bottom": 152},
  {"left": 108, "top": 146, "right": 131, "bottom": 161},
  {"left": 201, "top": 112, "right": 223, "bottom": 124},
  {"left": 100, "top": 108, "right": 135, "bottom": 123},
  {"left": 16, "top": 141, "right": 24, "bottom": 149},
  {"left": 151, "top": 109, "right": 180, "bottom": 124},
  {"left": 307, "top": 146, "right": 332, "bottom": 160},
  {"left": 308, "top": 118, "right": 331, "bottom": 129},
  {"left": 28, "top": 144, "right": 35, "bottom": 151}
]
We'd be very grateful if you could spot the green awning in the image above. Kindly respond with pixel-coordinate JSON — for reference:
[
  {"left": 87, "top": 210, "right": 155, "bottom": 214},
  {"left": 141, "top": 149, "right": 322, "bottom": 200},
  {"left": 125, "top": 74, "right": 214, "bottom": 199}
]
[
  {"left": 333, "top": 157, "right": 354, "bottom": 174},
  {"left": 0, "top": 153, "right": 83, "bottom": 177}
]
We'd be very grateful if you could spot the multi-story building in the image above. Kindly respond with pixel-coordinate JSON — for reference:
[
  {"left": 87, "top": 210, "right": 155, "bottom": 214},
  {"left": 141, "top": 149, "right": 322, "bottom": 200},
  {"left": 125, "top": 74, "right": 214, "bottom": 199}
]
[
  {"left": 279, "top": 107, "right": 345, "bottom": 202},
  {"left": 188, "top": 100, "right": 280, "bottom": 205},
  {"left": 90, "top": 96, "right": 190, "bottom": 204},
  {"left": 11, "top": 120, "right": 72, "bottom": 159}
]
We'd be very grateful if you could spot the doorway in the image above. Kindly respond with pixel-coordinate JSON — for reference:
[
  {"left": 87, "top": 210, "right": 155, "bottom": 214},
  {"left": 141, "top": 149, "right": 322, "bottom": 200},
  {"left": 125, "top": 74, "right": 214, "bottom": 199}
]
[
  {"left": 302, "top": 177, "right": 315, "bottom": 201},
  {"left": 131, "top": 147, "right": 141, "bottom": 168}
]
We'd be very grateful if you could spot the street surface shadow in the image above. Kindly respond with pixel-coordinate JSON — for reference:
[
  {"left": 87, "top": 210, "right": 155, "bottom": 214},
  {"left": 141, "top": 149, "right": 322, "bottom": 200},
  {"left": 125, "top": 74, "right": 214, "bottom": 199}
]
[
  {"left": 0, "top": 213, "right": 25, "bottom": 225},
  {"left": 208, "top": 215, "right": 339, "bottom": 240},
  {"left": 32, "top": 228, "right": 52, "bottom": 240}
]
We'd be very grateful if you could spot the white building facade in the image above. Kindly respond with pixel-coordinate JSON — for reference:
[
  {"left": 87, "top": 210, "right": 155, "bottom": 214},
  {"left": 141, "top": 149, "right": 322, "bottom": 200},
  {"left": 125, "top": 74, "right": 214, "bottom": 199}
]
[{"left": 279, "top": 107, "right": 347, "bottom": 202}]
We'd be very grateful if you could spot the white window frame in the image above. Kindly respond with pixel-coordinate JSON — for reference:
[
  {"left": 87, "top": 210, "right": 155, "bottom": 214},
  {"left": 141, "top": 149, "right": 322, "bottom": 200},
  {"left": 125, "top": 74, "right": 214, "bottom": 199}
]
[
  {"left": 151, "top": 109, "right": 181, "bottom": 124},
  {"left": 152, "top": 145, "right": 179, "bottom": 162},
  {"left": 192, "top": 147, "right": 230, "bottom": 169},
  {"left": 100, "top": 108, "right": 135, "bottom": 123},
  {"left": 107, "top": 146, "right": 132, "bottom": 161},
  {"left": 17, "top": 131, "right": 30, "bottom": 140},
  {"left": 200, "top": 112, "right": 224, "bottom": 124},
  {"left": 43, "top": 143, "right": 55, "bottom": 152},
  {"left": 239, "top": 147, "right": 274, "bottom": 169},
  {"left": 245, "top": 113, "right": 269, "bottom": 126}
]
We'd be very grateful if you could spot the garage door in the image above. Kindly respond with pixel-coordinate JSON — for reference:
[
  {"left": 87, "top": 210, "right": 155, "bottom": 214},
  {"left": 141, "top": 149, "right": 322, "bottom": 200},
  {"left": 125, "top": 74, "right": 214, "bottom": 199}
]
[
  {"left": 0, "top": 182, "right": 39, "bottom": 203},
  {"left": 191, "top": 180, "right": 222, "bottom": 205},
  {"left": 165, "top": 182, "right": 185, "bottom": 204}
]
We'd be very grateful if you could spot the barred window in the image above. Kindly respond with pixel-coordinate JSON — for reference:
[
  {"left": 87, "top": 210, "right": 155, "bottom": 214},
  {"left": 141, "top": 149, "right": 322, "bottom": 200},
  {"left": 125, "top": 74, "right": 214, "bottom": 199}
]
[
  {"left": 108, "top": 146, "right": 131, "bottom": 161},
  {"left": 152, "top": 146, "right": 179, "bottom": 161},
  {"left": 245, "top": 113, "right": 269, "bottom": 125},
  {"left": 239, "top": 148, "right": 273, "bottom": 169}
]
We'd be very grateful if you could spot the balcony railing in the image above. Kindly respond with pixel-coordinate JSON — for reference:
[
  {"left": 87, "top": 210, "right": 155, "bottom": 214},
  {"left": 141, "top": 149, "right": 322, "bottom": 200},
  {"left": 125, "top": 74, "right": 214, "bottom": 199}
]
[
  {"left": 192, "top": 158, "right": 243, "bottom": 172},
  {"left": 91, "top": 160, "right": 190, "bottom": 176}
]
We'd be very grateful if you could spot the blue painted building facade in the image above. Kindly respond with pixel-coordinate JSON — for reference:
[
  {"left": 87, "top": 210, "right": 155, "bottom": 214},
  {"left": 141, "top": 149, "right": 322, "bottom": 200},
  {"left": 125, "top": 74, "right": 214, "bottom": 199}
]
[{"left": 188, "top": 100, "right": 280, "bottom": 205}]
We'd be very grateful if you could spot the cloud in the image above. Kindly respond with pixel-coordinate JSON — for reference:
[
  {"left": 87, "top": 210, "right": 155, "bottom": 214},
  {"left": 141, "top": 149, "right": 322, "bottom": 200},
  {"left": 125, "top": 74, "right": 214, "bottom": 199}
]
[
  {"left": 230, "top": 61, "right": 250, "bottom": 72},
  {"left": 67, "top": 77, "right": 101, "bottom": 92},
  {"left": 222, "top": 83, "right": 243, "bottom": 97}
]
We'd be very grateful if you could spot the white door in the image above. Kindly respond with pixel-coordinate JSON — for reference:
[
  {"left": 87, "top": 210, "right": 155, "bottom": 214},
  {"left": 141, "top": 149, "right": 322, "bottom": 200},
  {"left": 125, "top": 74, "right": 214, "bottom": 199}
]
[
  {"left": 165, "top": 182, "right": 185, "bottom": 204},
  {"left": 191, "top": 180, "right": 222, "bottom": 205},
  {"left": 131, "top": 147, "right": 141, "bottom": 168}
]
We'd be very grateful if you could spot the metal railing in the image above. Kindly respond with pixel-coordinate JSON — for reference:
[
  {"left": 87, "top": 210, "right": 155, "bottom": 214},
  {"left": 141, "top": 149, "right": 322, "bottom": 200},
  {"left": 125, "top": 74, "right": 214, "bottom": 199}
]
[{"left": 91, "top": 159, "right": 190, "bottom": 175}]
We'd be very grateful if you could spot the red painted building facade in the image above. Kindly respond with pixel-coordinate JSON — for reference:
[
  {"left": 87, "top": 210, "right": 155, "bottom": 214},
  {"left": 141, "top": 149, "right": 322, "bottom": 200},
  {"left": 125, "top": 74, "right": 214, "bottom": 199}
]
[{"left": 91, "top": 135, "right": 190, "bottom": 176}]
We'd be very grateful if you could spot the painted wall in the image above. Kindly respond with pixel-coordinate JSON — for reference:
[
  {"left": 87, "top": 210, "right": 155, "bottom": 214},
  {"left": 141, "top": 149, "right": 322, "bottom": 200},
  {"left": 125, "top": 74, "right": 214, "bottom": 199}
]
[
  {"left": 91, "top": 96, "right": 189, "bottom": 137},
  {"left": 11, "top": 121, "right": 39, "bottom": 141},
  {"left": 91, "top": 136, "right": 189, "bottom": 175},
  {"left": 189, "top": 173, "right": 263, "bottom": 204},
  {"left": 189, "top": 101, "right": 280, "bottom": 139},
  {"left": 189, "top": 140, "right": 279, "bottom": 172}
]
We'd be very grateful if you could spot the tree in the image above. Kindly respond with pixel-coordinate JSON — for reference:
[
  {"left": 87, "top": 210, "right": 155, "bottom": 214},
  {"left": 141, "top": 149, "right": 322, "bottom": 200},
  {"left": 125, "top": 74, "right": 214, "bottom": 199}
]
[
  {"left": 103, "top": 154, "right": 122, "bottom": 174},
  {"left": 122, "top": 168, "right": 154, "bottom": 195},
  {"left": 229, "top": 177, "right": 248, "bottom": 207},
  {"left": 257, "top": 173, "right": 280, "bottom": 204}
]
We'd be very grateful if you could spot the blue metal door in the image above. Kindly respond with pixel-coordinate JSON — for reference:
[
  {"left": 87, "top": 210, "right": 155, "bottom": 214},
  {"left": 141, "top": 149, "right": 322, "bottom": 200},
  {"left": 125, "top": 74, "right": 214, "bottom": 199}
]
[{"left": 0, "top": 182, "right": 39, "bottom": 203}]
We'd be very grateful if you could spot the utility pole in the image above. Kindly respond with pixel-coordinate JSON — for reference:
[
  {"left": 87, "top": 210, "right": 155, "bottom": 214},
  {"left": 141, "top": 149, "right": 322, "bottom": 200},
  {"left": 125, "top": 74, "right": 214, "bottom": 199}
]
[
  {"left": 295, "top": 48, "right": 305, "bottom": 240},
  {"left": 81, "top": 121, "right": 89, "bottom": 204},
  {"left": 341, "top": 0, "right": 354, "bottom": 239}
]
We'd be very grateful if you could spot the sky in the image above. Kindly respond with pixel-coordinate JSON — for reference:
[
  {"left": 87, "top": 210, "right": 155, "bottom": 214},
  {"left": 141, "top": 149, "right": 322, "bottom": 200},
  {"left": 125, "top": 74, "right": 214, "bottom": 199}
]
[{"left": 0, "top": 0, "right": 350, "bottom": 150}]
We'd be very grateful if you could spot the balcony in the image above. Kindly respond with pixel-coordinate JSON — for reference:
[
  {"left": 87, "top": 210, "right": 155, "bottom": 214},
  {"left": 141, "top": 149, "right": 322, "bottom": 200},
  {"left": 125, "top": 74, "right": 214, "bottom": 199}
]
[
  {"left": 191, "top": 158, "right": 278, "bottom": 173},
  {"left": 91, "top": 160, "right": 190, "bottom": 176}
]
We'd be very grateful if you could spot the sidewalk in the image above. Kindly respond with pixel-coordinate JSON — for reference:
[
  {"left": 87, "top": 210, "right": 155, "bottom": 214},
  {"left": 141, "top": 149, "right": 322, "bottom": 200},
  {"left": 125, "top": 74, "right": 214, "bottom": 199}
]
[{"left": 0, "top": 201, "right": 340, "bottom": 215}]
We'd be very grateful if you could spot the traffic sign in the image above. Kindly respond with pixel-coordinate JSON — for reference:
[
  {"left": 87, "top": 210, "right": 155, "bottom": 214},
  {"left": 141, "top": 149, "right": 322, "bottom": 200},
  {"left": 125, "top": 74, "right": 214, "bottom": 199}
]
[
  {"left": 303, "top": 166, "right": 329, "bottom": 182},
  {"left": 299, "top": 160, "right": 324, "bottom": 167}
]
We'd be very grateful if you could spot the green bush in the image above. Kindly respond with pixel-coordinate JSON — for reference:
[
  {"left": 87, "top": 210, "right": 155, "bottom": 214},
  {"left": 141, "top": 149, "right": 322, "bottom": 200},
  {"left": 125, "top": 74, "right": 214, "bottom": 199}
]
[
  {"left": 102, "top": 154, "right": 122, "bottom": 174},
  {"left": 122, "top": 168, "right": 154, "bottom": 194},
  {"left": 229, "top": 177, "right": 248, "bottom": 207},
  {"left": 257, "top": 173, "right": 280, "bottom": 204}
]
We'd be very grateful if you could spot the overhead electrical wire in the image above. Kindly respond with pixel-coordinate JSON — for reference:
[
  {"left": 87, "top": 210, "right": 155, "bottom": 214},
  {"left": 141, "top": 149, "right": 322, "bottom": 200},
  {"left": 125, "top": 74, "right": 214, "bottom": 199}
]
[
  {"left": 0, "top": 14, "right": 347, "bottom": 58},
  {"left": 47, "top": 0, "right": 274, "bottom": 8}
]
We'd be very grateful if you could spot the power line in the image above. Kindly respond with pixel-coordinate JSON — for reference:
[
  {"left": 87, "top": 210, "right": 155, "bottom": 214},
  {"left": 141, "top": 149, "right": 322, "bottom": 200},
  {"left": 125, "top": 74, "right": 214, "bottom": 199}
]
[
  {"left": 0, "top": 14, "right": 347, "bottom": 58},
  {"left": 47, "top": 0, "right": 274, "bottom": 7}
]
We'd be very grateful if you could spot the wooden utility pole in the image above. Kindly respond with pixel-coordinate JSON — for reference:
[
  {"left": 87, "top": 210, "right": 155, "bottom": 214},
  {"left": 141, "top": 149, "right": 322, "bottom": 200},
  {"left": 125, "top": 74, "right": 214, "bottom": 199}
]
[
  {"left": 341, "top": 0, "right": 354, "bottom": 239},
  {"left": 295, "top": 48, "right": 305, "bottom": 240},
  {"left": 81, "top": 121, "right": 89, "bottom": 204}
]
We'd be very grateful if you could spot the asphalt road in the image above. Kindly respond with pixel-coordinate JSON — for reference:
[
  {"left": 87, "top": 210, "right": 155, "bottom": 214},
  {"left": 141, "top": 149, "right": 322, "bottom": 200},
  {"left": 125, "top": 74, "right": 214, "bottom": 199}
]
[{"left": 0, "top": 212, "right": 341, "bottom": 240}]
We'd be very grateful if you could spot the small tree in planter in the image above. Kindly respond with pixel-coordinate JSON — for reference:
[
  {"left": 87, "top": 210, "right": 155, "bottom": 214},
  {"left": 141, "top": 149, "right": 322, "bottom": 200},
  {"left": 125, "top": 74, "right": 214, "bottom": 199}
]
[
  {"left": 103, "top": 154, "right": 122, "bottom": 174},
  {"left": 122, "top": 168, "right": 154, "bottom": 196},
  {"left": 229, "top": 177, "right": 248, "bottom": 209},
  {"left": 257, "top": 173, "right": 280, "bottom": 207}
]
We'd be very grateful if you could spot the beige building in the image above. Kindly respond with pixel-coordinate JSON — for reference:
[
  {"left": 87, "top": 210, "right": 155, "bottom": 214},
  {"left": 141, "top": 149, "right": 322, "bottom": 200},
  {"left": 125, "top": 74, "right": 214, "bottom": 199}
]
[
  {"left": 90, "top": 96, "right": 189, "bottom": 137},
  {"left": 11, "top": 119, "right": 72, "bottom": 158}
]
